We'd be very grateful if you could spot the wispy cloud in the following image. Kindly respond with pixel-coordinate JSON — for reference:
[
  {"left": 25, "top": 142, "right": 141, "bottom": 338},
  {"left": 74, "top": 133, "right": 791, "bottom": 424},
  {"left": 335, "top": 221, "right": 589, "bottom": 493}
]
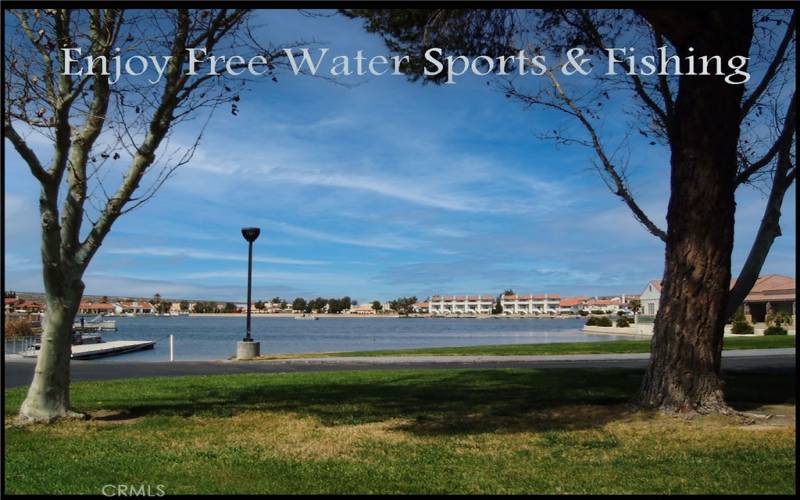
[
  {"left": 267, "top": 220, "right": 422, "bottom": 250},
  {"left": 105, "top": 246, "right": 327, "bottom": 266}
]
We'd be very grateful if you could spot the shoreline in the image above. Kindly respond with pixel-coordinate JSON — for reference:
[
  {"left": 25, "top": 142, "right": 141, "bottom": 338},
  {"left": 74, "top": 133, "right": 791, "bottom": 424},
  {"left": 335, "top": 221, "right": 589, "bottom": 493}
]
[{"left": 117, "top": 313, "right": 589, "bottom": 319}]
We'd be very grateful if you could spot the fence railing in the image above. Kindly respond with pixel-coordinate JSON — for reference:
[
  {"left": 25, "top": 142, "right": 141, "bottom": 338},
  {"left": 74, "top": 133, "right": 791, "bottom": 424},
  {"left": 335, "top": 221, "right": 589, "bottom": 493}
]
[{"left": 4, "top": 335, "right": 40, "bottom": 355}]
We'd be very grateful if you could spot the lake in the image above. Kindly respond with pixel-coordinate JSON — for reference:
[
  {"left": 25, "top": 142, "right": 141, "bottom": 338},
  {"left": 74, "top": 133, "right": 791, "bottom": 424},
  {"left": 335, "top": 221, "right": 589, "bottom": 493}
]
[{"left": 76, "top": 316, "right": 632, "bottom": 363}]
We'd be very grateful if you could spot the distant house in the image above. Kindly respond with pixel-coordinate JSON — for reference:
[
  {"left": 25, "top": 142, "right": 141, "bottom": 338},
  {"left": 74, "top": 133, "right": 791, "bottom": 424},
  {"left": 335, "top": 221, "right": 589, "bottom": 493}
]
[
  {"left": 4, "top": 297, "right": 45, "bottom": 314},
  {"left": 639, "top": 274, "right": 795, "bottom": 325},
  {"left": 640, "top": 280, "right": 662, "bottom": 316},
  {"left": 559, "top": 296, "right": 590, "bottom": 313},
  {"left": 412, "top": 301, "right": 430, "bottom": 314},
  {"left": 349, "top": 304, "right": 377, "bottom": 315},
  {"left": 585, "top": 298, "right": 622, "bottom": 314},
  {"left": 500, "top": 294, "right": 560, "bottom": 315},
  {"left": 115, "top": 301, "right": 155, "bottom": 315},
  {"left": 740, "top": 275, "right": 795, "bottom": 324},
  {"left": 78, "top": 302, "right": 116, "bottom": 315},
  {"left": 430, "top": 295, "right": 495, "bottom": 315}
]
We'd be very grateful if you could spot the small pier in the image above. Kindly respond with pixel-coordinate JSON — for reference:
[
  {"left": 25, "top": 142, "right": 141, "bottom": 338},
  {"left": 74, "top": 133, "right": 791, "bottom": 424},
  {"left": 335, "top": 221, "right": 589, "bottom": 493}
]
[
  {"left": 70, "top": 341, "right": 155, "bottom": 360},
  {"left": 19, "top": 340, "right": 155, "bottom": 360}
]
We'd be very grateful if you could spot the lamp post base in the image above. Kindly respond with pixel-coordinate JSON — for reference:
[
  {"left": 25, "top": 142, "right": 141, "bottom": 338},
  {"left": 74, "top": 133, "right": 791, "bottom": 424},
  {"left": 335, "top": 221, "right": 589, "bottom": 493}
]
[{"left": 236, "top": 341, "right": 261, "bottom": 360}]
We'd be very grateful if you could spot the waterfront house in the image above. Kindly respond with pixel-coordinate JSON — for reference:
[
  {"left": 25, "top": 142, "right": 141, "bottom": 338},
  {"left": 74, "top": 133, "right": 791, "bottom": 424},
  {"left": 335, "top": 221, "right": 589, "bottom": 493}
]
[
  {"left": 640, "top": 280, "right": 662, "bottom": 316},
  {"left": 114, "top": 301, "right": 155, "bottom": 315},
  {"left": 640, "top": 274, "right": 795, "bottom": 325},
  {"left": 500, "top": 293, "right": 561, "bottom": 315},
  {"left": 78, "top": 302, "right": 116, "bottom": 315},
  {"left": 559, "top": 296, "right": 591, "bottom": 314},
  {"left": 412, "top": 301, "right": 430, "bottom": 314},
  {"left": 349, "top": 304, "right": 377, "bottom": 315},
  {"left": 429, "top": 295, "right": 495, "bottom": 315},
  {"left": 585, "top": 298, "right": 622, "bottom": 314},
  {"left": 4, "top": 297, "right": 45, "bottom": 315}
]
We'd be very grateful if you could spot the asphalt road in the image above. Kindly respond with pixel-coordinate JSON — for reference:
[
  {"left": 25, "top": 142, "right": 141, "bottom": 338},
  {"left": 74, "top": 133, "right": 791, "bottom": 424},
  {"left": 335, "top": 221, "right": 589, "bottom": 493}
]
[{"left": 3, "top": 349, "right": 795, "bottom": 389}]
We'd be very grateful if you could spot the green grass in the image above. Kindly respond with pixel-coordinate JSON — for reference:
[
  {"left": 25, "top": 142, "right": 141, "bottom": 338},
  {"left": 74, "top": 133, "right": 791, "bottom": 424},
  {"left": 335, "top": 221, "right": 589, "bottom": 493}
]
[
  {"left": 4, "top": 367, "right": 796, "bottom": 494},
  {"left": 255, "top": 335, "right": 795, "bottom": 359}
]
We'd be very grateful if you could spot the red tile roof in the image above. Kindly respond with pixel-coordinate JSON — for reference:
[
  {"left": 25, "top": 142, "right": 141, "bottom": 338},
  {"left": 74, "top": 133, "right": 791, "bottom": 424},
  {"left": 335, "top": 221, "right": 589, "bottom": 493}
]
[
  {"left": 743, "top": 274, "right": 795, "bottom": 302},
  {"left": 560, "top": 296, "right": 590, "bottom": 307},
  {"left": 79, "top": 302, "right": 116, "bottom": 310}
]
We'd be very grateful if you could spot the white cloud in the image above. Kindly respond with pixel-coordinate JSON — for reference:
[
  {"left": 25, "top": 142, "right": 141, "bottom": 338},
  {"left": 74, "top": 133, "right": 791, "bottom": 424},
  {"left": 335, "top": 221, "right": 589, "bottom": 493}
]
[
  {"left": 267, "top": 220, "right": 421, "bottom": 250},
  {"left": 104, "top": 246, "right": 326, "bottom": 266}
]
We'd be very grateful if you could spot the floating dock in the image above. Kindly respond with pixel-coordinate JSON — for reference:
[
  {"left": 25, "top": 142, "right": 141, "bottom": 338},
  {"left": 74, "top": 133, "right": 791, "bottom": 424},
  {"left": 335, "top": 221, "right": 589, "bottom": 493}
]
[
  {"left": 21, "top": 340, "right": 155, "bottom": 360},
  {"left": 71, "top": 341, "right": 155, "bottom": 360}
]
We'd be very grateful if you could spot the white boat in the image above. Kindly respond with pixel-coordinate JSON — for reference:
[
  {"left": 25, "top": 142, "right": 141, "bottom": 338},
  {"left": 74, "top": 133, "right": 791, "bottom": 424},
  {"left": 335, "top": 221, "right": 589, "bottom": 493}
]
[
  {"left": 73, "top": 315, "right": 117, "bottom": 332},
  {"left": 294, "top": 315, "right": 318, "bottom": 320}
]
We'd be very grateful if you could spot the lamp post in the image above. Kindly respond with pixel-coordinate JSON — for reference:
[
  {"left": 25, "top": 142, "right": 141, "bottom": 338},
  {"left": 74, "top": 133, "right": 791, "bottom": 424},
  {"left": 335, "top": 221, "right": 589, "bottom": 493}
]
[{"left": 237, "top": 227, "right": 261, "bottom": 359}]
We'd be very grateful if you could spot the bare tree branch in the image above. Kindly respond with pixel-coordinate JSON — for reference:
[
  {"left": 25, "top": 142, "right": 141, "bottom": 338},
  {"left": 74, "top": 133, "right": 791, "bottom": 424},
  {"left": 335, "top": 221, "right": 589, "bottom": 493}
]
[
  {"left": 3, "top": 120, "right": 51, "bottom": 184},
  {"left": 740, "top": 11, "right": 796, "bottom": 122},
  {"left": 736, "top": 91, "right": 796, "bottom": 186},
  {"left": 544, "top": 69, "right": 668, "bottom": 241}
]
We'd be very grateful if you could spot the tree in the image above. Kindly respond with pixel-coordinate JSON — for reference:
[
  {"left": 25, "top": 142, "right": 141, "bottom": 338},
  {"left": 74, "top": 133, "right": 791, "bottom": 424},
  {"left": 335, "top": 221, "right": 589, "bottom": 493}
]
[
  {"left": 192, "top": 301, "right": 215, "bottom": 313},
  {"left": 271, "top": 296, "right": 282, "bottom": 304},
  {"left": 254, "top": 300, "right": 265, "bottom": 311},
  {"left": 223, "top": 302, "right": 237, "bottom": 314},
  {"left": 158, "top": 301, "right": 172, "bottom": 314},
  {"left": 292, "top": 297, "right": 307, "bottom": 312},
  {"left": 492, "top": 295, "right": 504, "bottom": 315},
  {"left": 152, "top": 293, "right": 162, "bottom": 307},
  {"left": 628, "top": 299, "right": 642, "bottom": 315},
  {"left": 347, "top": 8, "right": 795, "bottom": 413},
  {"left": 100, "top": 295, "right": 109, "bottom": 304},
  {"left": 179, "top": 300, "right": 190, "bottom": 312},
  {"left": 327, "top": 298, "right": 341, "bottom": 314},
  {"left": 371, "top": 300, "right": 382, "bottom": 313},
  {"left": 5, "top": 8, "right": 310, "bottom": 422},
  {"left": 389, "top": 296, "right": 418, "bottom": 316},
  {"left": 308, "top": 297, "right": 327, "bottom": 313}
]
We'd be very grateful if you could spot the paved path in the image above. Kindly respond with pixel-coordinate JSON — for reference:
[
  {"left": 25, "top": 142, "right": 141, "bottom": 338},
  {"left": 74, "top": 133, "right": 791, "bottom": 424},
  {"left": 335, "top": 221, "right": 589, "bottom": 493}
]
[{"left": 4, "top": 349, "right": 795, "bottom": 389}]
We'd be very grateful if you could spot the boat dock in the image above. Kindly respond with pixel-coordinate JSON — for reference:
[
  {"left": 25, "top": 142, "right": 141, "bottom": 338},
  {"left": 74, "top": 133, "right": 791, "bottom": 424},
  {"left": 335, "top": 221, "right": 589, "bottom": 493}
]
[
  {"left": 19, "top": 340, "right": 155, "bottom": 360},
  {"left": 71, "top": 341, "right": 155, "bottom": 360}
]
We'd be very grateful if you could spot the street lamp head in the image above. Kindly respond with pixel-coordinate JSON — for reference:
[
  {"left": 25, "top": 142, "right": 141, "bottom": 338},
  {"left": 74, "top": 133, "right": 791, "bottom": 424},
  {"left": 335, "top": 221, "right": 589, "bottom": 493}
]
[{"left": 241, "top": 227, "right": 260, "bottom": 243}]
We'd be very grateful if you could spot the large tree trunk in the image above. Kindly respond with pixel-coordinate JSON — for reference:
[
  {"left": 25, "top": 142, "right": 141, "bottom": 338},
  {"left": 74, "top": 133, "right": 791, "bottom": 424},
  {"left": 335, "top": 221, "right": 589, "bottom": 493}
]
[
  {"left": 638, "top": 10, "right": 753, "bottom": 413},
  {"left": 18, "top": 275, "right": 84, "bottom": 422},
  {"left": 18, "top": 183, "right": 86, "bottom": 423}
]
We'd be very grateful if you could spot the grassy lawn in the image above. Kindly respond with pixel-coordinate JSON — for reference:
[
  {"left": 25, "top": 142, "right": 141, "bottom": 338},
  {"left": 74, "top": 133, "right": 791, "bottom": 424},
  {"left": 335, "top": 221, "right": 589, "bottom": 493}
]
[
  {"left": 255, "top": 335, "right": 796, "bottom": 359},
  {"left": 4, "top": 368, "right": 795, "bottom": 494}
]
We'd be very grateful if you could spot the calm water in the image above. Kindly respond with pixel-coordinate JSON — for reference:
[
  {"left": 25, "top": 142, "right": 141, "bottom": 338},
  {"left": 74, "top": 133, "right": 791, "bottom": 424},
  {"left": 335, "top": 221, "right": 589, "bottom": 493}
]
[{"left": 78, "top": 316, "right": 631, "bottom": 363}]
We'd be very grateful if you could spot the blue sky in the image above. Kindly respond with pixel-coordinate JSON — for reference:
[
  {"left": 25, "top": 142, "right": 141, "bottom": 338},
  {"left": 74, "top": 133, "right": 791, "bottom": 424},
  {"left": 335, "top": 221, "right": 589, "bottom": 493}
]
[{"left": 3, "top": 10, "right": 796, "bottom": 303}]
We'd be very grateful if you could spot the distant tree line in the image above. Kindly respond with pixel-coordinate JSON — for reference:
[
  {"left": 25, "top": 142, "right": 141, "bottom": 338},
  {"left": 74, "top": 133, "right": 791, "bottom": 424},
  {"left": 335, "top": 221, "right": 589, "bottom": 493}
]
[{"left": 289, "top": 296, "right": 354, "bottom": 314}]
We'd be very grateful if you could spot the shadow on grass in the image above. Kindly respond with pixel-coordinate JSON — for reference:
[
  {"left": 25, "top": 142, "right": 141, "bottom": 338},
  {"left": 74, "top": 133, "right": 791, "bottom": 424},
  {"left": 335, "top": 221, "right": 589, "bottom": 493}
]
[{"left": 76, "top": 367, "right": 796, "bottom": 436}]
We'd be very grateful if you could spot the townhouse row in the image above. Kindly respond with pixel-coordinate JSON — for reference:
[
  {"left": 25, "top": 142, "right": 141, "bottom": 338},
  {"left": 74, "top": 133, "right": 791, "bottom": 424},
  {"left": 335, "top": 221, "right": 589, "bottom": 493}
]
[{"left": 426, "top": 293, "right": 634, "bottom": 316}]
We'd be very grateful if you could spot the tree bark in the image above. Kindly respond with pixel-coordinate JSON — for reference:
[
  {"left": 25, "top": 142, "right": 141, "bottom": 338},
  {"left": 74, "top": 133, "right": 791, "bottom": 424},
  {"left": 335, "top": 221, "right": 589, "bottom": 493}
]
[
  {"left": 18, "top": 279, "right": 84, "bottom": 423},
  {"left": 638, "top": 10, "right": 753, "bottom": 413}
]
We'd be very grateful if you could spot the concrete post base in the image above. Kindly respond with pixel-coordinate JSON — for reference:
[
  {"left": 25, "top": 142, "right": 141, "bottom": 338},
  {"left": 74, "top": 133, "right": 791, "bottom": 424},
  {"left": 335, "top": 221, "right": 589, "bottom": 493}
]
[{"left": 237, "top": 341, "right": 261, "bottom": 360}]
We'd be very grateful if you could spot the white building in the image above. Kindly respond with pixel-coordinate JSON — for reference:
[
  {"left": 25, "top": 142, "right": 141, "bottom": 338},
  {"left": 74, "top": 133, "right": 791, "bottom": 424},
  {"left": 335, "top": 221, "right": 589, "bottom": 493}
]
[
  {"left": 640, "top": 280, "right": 662, "bottom": 316},
  {"left": 114, "top": 301, "right": 155, "bottom": 315},
  {"left": 584, "top": 298, "right": 622, "bottom": 314},
  {"left": 559, "top": 296, "right": 590, "bottom": 314},
  {"left": 429, "top": 295, "right": 495, "bottom": 315},
  {"left": 500, "top": 294, "right": 561, "bottom": 315}
]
